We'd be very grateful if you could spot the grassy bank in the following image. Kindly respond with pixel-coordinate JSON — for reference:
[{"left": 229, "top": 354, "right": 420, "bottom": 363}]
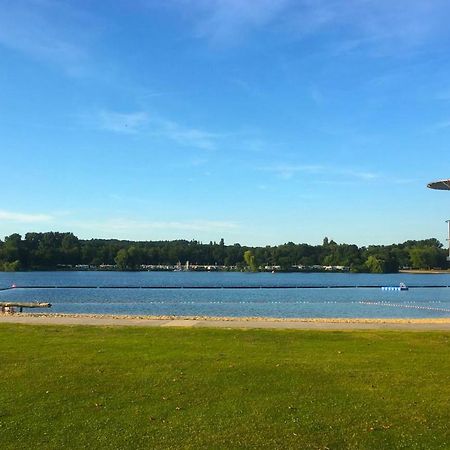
[{"left": 1, "top": 326, "right": 450, "bottom": 449}]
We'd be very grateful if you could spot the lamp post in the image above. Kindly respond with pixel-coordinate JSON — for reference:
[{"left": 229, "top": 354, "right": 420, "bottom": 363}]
[
  {"left": 427, "top": 179, "right": 450, "bottom": 262},
  {"left": 427, "top": 179, "right": 450, "bottom": 190},
  {"left": 447, "top": 220, "right": 450, "bottom": 262}
]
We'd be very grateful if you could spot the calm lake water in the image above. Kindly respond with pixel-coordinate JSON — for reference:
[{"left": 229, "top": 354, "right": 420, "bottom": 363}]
[{"left": 1, "top": 271, "right": 450, "bottom": 318}]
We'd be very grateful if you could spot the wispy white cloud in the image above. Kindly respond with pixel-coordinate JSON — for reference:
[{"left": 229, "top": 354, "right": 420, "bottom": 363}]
[
  {"left": 98, "top": 110, "right": 149, "bottom": 134},
  {"left": 319, "top": 1, "right": 450, "bottom": 55},
  {"left": 91, "top": 109, "right": 220, "bottom": 150},
  {"left": 343, "top": 169, "right": 379, "bottom": 181},
  {"left": 436, "top": 121, "right": 450, "bottom": 130},
  {"left": 163, "top": 0, "right": 293, "bottom": 45},
  {"left": 392, "top": 178, "right": 418, "bottom": 185},
  {"left": 435, "top": 90, "right": 450, "bottom": 101},
  {"left": 309, "top": 1, "right": 450, "bottom": 53},
  {"left": 259, "top": 163, "right": 325, "bottom": 179},
  {"left": 229, "top": 77, "right": 262, "bottom": 97},
  {"left": 189, "top": 157, "right": 209, "bottom": 167},
  {"left": 74, "top": 218, "right": 239, "bottom": 233},
  {"left": 154, "top": 118, "right": 220, "bottom": 150},
  {"left": 425, "top": 119, "right": 450, "bottom": 133},
  {"left": 260, "top": 163, "right": 380, "bottom": 181},
  {"left": 0, "top": 209, "right": 53, "bottom": 223},
  {"left": 309, "top": 85, "right": 325, "bottom": 106},
  {"left": 240, "top": 138, "right": 270, "bottom": 153},
  {"left": 156, "top": 0, "right": 450, "bottom": 53},
  {"left": 0, "top": 1, "right": 91, "bottom": 74}
]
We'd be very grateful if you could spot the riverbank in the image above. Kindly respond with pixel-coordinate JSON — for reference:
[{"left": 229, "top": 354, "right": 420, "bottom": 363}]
[{"left": 3, "top": 312, "right": 450, "bottom": 330}]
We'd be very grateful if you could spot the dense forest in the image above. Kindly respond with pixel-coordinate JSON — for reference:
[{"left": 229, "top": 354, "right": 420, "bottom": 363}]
[{"left": 0, "top": 232, "right": 448, "bottom": 273}]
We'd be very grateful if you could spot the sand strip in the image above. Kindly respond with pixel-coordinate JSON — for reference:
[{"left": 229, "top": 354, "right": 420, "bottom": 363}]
[{"left": 2, "top": 313, "right": 450, "bottom": 330}]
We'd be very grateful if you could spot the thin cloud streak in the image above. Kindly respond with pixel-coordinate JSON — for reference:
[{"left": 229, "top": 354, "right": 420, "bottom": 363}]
[
  {"left": 0, "top": 210, "right": 53, "bottom": 223},
  {"left": 0, "top": 1, "right": 91, "bottom": 74},
  {"left": 158, "top": 0, "right": 450, "bottom": 53},
  {"left": 259, "top": 164, "right": 325, "bottom": 179},
  {"left": 72, "top": 218, "right": 239, "bottom": 233},
  {"left": 98, "top": 110, "right": 149, "bottom": 134},
  {"left": 155, "top": 0, "right": 293, "bottom": 45},
  {"left": 152, "top": 118, "right": 220, "bottom": 151},
  {"left": 92, "top": 109, "right": 221, "bottom": 150},
  {"left": 192, "top": 0, "right": 292, "bottom": 45},
  {"left": 259, "top": 163, "right": 380, "bottom": 181},
  {"left": 424, "top": 119, "right": 450, "bottom": 134},
  {"left": 343, "top": 169, "right": 379, "bottom": 181}
]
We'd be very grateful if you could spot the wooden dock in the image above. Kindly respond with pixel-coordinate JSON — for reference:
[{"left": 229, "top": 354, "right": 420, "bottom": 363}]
[{"left": 0, "top": 302, "right": 51, "bottom": 313}]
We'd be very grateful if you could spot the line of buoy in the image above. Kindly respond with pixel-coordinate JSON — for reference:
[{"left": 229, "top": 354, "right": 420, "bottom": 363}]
[
  {"left": 359, "top": 301, "right": 450, "bottom": 313},
  {"left": 6, "top": 284, "right": 450, "bottom": 290}
]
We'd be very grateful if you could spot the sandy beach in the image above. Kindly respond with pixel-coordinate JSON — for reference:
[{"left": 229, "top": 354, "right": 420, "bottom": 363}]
[{"left": 2, "top": 312, "right": 450, "bottom": 330}]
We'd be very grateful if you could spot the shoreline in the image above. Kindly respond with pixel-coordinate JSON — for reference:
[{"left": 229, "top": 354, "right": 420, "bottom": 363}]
[
  {"left": 2, "top": 312, "right": 450, "bottom": 330},
  {"left": 399, "top": 269, "right": 450, "bottom": 274}
]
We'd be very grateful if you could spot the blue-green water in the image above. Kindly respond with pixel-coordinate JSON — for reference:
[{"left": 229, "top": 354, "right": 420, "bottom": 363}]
[{"left": 1, "top": 271, "right": 450, "bottom": 318}]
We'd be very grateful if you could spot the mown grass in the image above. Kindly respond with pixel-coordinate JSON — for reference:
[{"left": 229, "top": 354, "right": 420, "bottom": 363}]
[{"left": 1, "top": 325, "right": 450, "bottom": 449}]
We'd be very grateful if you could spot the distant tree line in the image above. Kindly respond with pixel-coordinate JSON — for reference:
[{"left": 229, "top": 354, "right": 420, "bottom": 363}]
[{"left": 0, "top": 232, "right": 448, "bottom": 273}]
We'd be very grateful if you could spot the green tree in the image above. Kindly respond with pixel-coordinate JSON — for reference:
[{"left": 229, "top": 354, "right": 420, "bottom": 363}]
[
  {"left": 127, "top": 246, "right": 142, "bottom": 270},
  {"left": 2, "top": 234, "right": 24, "bottom": 264},
  {"left": 409, "top": 247, "right": 442, "bottom": 269},
  {"left": 365, "top": 255, "right": 383, "bottom": 273},
  {"left": 115, "top": 249, "right": 129, "bottom": 270},
  {"left": 243, "top": 250, "right": 257, "bottom": 271},
  {"left": 2, "top": 260, "right": 20, "bottom": 271},
  {"left": 61, "top": 233, "right": 80, "bottom": 265}
]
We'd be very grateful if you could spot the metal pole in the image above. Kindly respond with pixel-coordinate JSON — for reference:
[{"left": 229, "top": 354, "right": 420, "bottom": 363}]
[{"left": 447, "top": 220, "right": 450, "bottom": 261}]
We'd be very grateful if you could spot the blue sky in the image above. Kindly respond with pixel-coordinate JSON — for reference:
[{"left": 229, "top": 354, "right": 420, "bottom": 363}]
[{"left": 1, "top": 0, "right": 450, "bottom": 246}]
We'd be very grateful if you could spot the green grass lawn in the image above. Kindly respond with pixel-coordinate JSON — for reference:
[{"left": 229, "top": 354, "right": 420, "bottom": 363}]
[{"left": 1, "top": 325, "right": 450, "bottom": 449}]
